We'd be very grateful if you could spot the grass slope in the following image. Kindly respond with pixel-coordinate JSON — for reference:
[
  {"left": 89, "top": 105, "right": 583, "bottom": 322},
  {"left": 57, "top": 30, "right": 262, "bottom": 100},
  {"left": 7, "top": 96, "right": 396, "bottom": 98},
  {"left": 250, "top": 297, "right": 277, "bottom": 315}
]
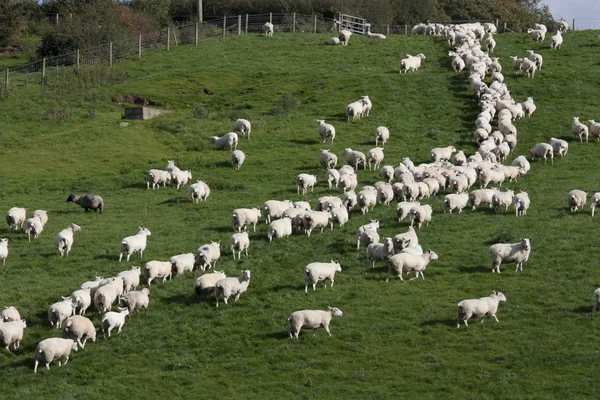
[{"left": 0, "top": 31, "right": 599, "bottom": 399}]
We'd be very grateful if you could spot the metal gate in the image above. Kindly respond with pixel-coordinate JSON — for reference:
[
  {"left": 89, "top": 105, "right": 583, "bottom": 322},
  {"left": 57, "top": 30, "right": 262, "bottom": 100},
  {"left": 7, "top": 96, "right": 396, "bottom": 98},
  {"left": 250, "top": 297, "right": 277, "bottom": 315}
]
[{"left": 338, "top": 14, "right": 367, "bottom": 35}]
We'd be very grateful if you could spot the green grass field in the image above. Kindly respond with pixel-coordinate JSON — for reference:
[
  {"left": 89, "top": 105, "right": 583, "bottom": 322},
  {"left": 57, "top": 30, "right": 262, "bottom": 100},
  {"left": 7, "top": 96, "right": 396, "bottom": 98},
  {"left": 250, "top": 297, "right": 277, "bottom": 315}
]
[{"left": 0, "top": 30, "right": 600, "bottom": 399}]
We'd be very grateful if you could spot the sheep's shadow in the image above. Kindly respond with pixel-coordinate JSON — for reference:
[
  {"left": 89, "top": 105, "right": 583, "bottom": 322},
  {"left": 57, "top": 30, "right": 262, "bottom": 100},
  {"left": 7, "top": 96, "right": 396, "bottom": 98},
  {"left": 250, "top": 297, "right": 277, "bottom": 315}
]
[
  {"left": 0, "top": 354, "right": 32, "bottom": 370},
  {"left": 573, "top": 305, "right": 594, "bottom": 314},
  {"left": 161, "top": 294, "right": 198, "bottom": 306},
  {"left": 215, "top": 161, "right": 232, "bottom": 168},
  {"left": 457, "top": 265, "right": 490, "bottom": 273},
  {"left": 265, "top": 331, "right": 290, "bottom": 340},
  {"left": 123, "top": 183, "right": 149, "bottom": 190},
  {"left": 158, "top": 198, "right": 188, "bottom": 206},
  {"left": 207, "top": 226, "right": 235, "bottom": 233},
  {"left": 420, "top": 318, "right": 456, "bottom": 328},
  {"left": 290, "top": 139, "right": 318, "bottom": 146},
  {"left": 271, "top": 284, "right": 302, "bottom": 292},
  {"left": 94, "top": 254, "right": 116, "bottom": 261}
]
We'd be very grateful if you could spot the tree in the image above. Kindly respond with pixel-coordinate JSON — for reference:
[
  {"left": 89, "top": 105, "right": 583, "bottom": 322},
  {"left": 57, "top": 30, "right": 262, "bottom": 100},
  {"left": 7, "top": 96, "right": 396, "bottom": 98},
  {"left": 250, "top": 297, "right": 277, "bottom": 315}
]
[{"left": 0, "top": 1, "right": 26, "bottom": 49}]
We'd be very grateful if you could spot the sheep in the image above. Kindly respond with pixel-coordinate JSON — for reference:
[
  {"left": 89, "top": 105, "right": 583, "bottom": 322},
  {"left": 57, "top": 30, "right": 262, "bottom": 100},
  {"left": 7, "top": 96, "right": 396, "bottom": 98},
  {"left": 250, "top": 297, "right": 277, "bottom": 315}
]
[
  {"left": 165, "top": 160, "right": 178, "bottom": 172},
  {"left": 376, "top": 182, "right": 394, "bottom": 206},
  {"left": 521, "top": 58, "right": 537, "bottom": 78},
  {"left": 567, "top": 189, "right": 587, "bottom": 212},
  {"left": 288, "top": 307, "right": 343, "bottom": 338},
  {"left": 520, "top": 97, "right": 536, "bottom": 118},
  {"left": 400, "top": 53, "right": 426, "bottom": 73},
  {"left": 594, "top": 288, "right": 600, "bottom": 311},
  {"left": 230, "top": 232, "right": 250, "bottom": 259},
  {"left": 457, "top": 291, "right": 507, "bottom": 328},
  {"left": 302, "top": 211, "right": 331, "bottom": 237},
  {"left": 571, "top": 117, "right": 589, "bottom": 143},
  {"left": 345, "top": 100, "right": 364, "bottom": 122},
  {"left": 357, "top": 189, "right": 377, "bottom": 214},
  {"left": 0, "top": 238, "right": 7, "bottom": 266},
  {"left": 215, "top": 270, "right": 251, "bottom": 307},
  {"left": 366, "top": 238, "right": 394, "bottom": 269},
  {"left": 188, "top": 180, "right": 211, "bottom": 203},
  {"left": 267, "top": 218, "right": 293, "bottom": 242},
  {"left": 0, "top": 306, "right": 20, "bottom": 322},
  {"left": 317, "top": 120, "right": 335, "bottom": 144},
  {"left": 263, "top": 22, "right": 273, "bottom": 37},
  {"left": 5, "top": 207, "right": 26, "bottom": 231},
  {"left": 210, "top": 132, "right": 238, "bottom": 151},
  {"left": 491, "top": 71, "right": 504, "bottom": 83},
  {"left": 338, "top": 173, "right": 358, "bottom": 193},
  {"left": 430, "top": 146, "right": 456, "bottom": 162},
  {"left": 62, "top": 316, "right": 96, "bottom": 349},
  {"left": 326, "top": 37, "right": 340, "bottom": 45},
  {"left": 526, "top": 50, "right": 543, "bottom": 70},
  {"left": 534, "top": 23, "right": 547, "bottom": 34},
  {"left": 396, "top": 202, "right": 420, "bottom": 222},
  {"left": 232, "top": 208, "right": 262, "bottom": 232},
  {"left": 512, "top": 155, "right": 531, "bottom": 173},
  {"left": 500, "top": 165, "right": 523, "bottom": 182},
  {"left": 170, "top": 253, "right": 195, "bottom": 276},
  {"left": 48, "top": 297, "right": 74, "bottom": 329},
  {"left": 296, "top": 174, "right": 317, "bottom": 195},
  {"left": 485, "top": 33, "right": 496, "bottom": 53},
  {"left": 513, "top": 191, "right": 531, "bottom": 216},
  {"left": 24, "top": 215, "right": 44, "bottom": 241},
  {"left": 549, "top": 138, "right": 568, "bottom": 159},
  {"left": 386, "top": 250, "right": 438, "bottom": 281},
  {"left": 374, "top": 126, "right": 389, "bottom": 146},
  {"left": 70, "top": 289, "right": 91, "bottom": 315},
  {"left": 194, "top": 270, "right": 226, "bottom": 300},
  {"left": 489, "top": 238, "right": 531, "bottom": 273},
  {"left": 146, "top": 169, "right": 170, "bottom": 189},
  {"left": 319, "top": 149, "right": 338, "bottom": 169},
  {"left": 443, "top": 193, "right": 469, "bottom": 214},
  {"left": 232, "top": 118, "right": 251, "bottom": 139},
  {"left": 231, "top": 150, "right": 246, "bottom": 170},
  {"left": 365, "top": 23, "right": 386, "bottom": 39},
  {"left": 325, "top": 169, "right": 340, "bottom": 189},
  {"left": 356, "top": 227, "right": 380, "bottom": 250},
  {"left": 34, "top": 338, "right": 78, "bottom": 374},
  {"left": 450, "top": 174, "right": 469, "bottom": 194},
  {"left": 338, "top": 29, "right": 352, "bottom": 46},
  {"left": 169, "top": 169, "right": 192, "bottom": 189},
  {"left": 143, "top": 261, "right": 172, "bottom": 287},
  {"left": 451, "top": 54, "right": 466, "bottom": 72},
  {"left": 54, "top": 223, "right": 82, "bottom": 257},
  {"left": 510, "top": 56, "right": 523, "bottom": 75},
  {"left": 360, "top": 95, "right": 372, "bottom": 117},
  {"left": 80, "top": 276, "right": 105, "bottom": 299},
  {"left": 591, "top": 193, "right": 600, "bottom": 217},
  {"left": 195, "top": 242, "right": 221, "bottom": 271},
  {"left": 0, "top": 319, "right": 26, "bottom": 352},
  {"left": 93, "top": 277, "right": 123, "bottom": 313},
  {"left": 452, "top": 151, "right": 467, "bottom": 166},
  {"left": 304, "top": 260, "right": 342, "bottom": 292},
  {"left": 409, "top": 204, "right": 432, "bottom": 229},
  {"left": 119, "top": 288, "right": 150, "bottom": 317},
  {"left": 393, "top": 226, "right": 419, "bottom": 253},
  {"left": 367, "top": 147, "right": 384, "bottom": 170},
  {"left": 469, "top": 188, "right": 498, "bottom": 210},
  {"left": 529, "top": 143, "right": 554, "bottom": 164},
  {"left": 527, "top": 28, "right": 545, "bottom": 42},
  {"left": 343, "top": 148, "right": 366, "bottom": 169},
  {"left": 550, "top": 30, "right": 563, "bottom": 49},
  {"left": 263, "top": 200, "right": 294, "bottom": 224},
  {"left": 557, "top": 21, "right": 568, "bottom": 32},
  {"left": 119, "top": 227, "right": 151, "bottom": 262},
  {"left": 316, "top": 194, "right": 342, "bottom": 212},
  {"left": 67, "top": 194, "right": 104, "bottom": 214},
  {"left": 341, "top": 190, "right": 357, "bottom": 210},
  {"left": 101, "top": 308, "right": 129, "bottom": 339},
  {"left": 492, "top": 190, "right": 515, "bottom": 212},
  {"left": 587, "top": 120, "right": 600, "bottom": 141}
]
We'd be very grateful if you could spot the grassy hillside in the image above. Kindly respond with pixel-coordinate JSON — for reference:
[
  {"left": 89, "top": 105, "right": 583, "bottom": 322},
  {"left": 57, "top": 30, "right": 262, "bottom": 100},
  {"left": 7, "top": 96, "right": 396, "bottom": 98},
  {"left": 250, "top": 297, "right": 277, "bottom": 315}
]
[{"left": 0, "top": 30, "right": 599, "bottom": 399}]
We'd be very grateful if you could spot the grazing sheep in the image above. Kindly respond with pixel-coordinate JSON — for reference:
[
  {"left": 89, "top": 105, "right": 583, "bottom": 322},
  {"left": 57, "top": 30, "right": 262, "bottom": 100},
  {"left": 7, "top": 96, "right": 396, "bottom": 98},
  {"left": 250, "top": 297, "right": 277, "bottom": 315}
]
[
  {"left": 119, "top": 288, "right": 150, "bottom": 317},
  {"left": 513, "top": 191, "right": 531, "bottom": 216},
  {"left": 345, "top": 100, "right": 364, "bottom": 122},
  {"left": 0, "top": 238, "right": 7, "bottom": 266},
  {"left": 170, "top": 253, "right": 195, "bottom": 276},
  {"left": 319, "top": 149, "right": 338, "bottom": 169},
  {"left": 146, "top": 169, "right": 170, "bottom": 189},
  {"left": 296, "top": 174, "right": 317, "bottom": 195},
  {"left": 568, "top": 189, "right": 587, "bottom": 212},
  {"left": 304, "top": 260, "right": 342, "bottom": 292},
  {"left": 571, "top": 117, "right": 589, "bottom": 143},
  {"left": 302, "top": 211, "right": 331, "bottom": 237},
  {"left": 374, "top": 126, "right": 389, "bottom": 146},
  {"left": 366, "top": 238, "right": 394, "bottom": 269},
  {"left": 232, "top": 207, "right": 261, "bottom": 232},
  {"left": 119, "top": 227, "right": 151, "bottom": 262},
  {"left": 70, "top": 289, "right": 92, "bottom": 315},
  {"left": 210, "top": 132, "right": 238, "bottom": 151},
  {"left": 194, "top": 270, "right": 226, "bottom": 300},
  {"left": 195, "top": 242, "right": 221, "bottom": 271},
  {"left": 367, "top": 147, "right": 384, "bottom": 171},
  {"left": 5, "top": 207, "right": 26, "bottom": 231},
  {"left": 101, "top": 308, "right": 129, "bottom": 339},
  {"left": 317, "top": 120, "right": 336, "bottom": 144},
  {"left": 550, "top": 30, "right": 563, "bottom": 49},
  {"left": 590, "top": 193, "right": 600, "bottom": 217},
  {"left": 489, "top": 238, "right": 531, "bottom": 273},
  {"left": 263, "top": 200, "right": 294, "bottom": 224},
  {"left": 48, "top": 297, "right": 74, "bottom": 329},
  {"left": 409, "top": 204, "right": 432, "bottom": 229},
  {"left": 288, "top": 307, "right": 343, "bottom": 338},
  {"left": 54, "top": 224, "right": 82, "bottom": 257},
  {"left": 62, "top": 316, "right": 96, "bottom": 349},
  {"left": 338, "top": 29, "right": 352, "bottom": 46},
  {"left": 263, "top": 22, "right": 273, "bottom": 37},
  {"left": 0, "top": 319, "right": 26, "bottom": 352},
  {"left": 34, "top": 338, "right": 78, "bottom": 374},
  {"left": 230, "top": 232, "right": 250, "bottom": 259},
  {"left": 66, "top": 194, "right": 104, "bottom": 213},
  {"left": 386, "top": 250, "right": 438, "bottom": 281},
  {"left": 169, "top": 169, "right": 192, "bottom": 189},
  {"left": 492, "top": 190, "right": 515, "bottom": 212},
  {"left": 457, "top": 291, "right": 507, "bottom": 328},
  {"left": 400, "top": 53, "right": 426, "bottom": 73},
  {"left": 215, "top": 270, "right": 251, "bottom": 307},
  {"left": 144, "top": 261, "right": 172, "bottom": 287},
  {"left": 443, "top": 193, "right": 469, "bottom": 214},
  {"left": 231, "top": 150, "right": 246, "bottom": 170},
  {"left": 469, "top": 188, "right": 499, "bottom": 210},
  {"left": 529, "top": 143, "right": 554, "bottom": 164},
  {"left": 430, "top": 146, "right": 456, "bottom": 162},
  {"left": 267, "top": 218, "right": 293, "bottom": 242},
  {"left": 232, "top": 119, "right": 251, "bottom": 139},
  {"left": 188, "top": 180, "right": 211, "bottom": 203},
  {"left": 0, "top": 306, "right": 20, "bottom": 322}
]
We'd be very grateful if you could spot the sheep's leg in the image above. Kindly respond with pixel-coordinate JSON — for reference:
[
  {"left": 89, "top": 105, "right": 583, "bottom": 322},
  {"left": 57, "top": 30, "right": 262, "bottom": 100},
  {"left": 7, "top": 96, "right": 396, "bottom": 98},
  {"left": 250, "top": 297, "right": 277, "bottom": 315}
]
[
  {"left": 63, "top": 356, "right": 69, "bottom": 365},
  {"left": 493, "top": 315, "right": 500, "bottom": 323},
  {"left": 78, "top": 338, "right": 84, "bottom": 349}
]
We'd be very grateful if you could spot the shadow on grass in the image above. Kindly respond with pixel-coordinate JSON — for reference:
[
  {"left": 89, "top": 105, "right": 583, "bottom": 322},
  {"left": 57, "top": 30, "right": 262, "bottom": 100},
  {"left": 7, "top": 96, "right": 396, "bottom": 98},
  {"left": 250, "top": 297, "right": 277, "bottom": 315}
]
[
  {"left": 271, "top": 283, "right": 302, "bottom": 292},
  {"left": 573, "top": 305, "right": 594, "bottom": 314},
  {"left": 94, "top": 254, "right": 117, "bottom": 261},
  {"left": 420, "top": 318, "right": 457, "bottom": 328},
  {"left": 158, "top": 198, "right": 188, "bottom": 206},
  {"left": 207, "top": 225, "right": 235, "bottom": 233},
  {"left": 162, "top": 294, "right": 198, "bottom": 306},
  {"left": 214, "top": 161, "right": 231, "bottom": 168},
  {"left": 265, "top": 330, "right": 290, "bottom": 339},
  {"left": 457, "top": 265, "right": 491, "bottom": 273},
  {"left": 0, "top": 354, "right": 32, "bottom": 371},
  {"left": 290, "top": 139, "right": 318, "bottom": 146},
  {"left": 123, "top": 183, "right": 148, "bottom": 190}
]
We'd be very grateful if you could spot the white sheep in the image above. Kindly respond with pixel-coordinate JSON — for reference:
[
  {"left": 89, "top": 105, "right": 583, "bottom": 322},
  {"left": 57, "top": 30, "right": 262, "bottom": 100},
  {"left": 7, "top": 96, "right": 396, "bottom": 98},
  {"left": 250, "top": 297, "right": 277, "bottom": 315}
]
[
  {"left": 144, "top": 261, "right": 172, "bottom": 286},
  {"left": 567, "top": 189, "right": 587, "bottom": 212},
  {"left": 360, "top": 95, "right": 372, "bottom": 117},
  {"left": 529, "top": 143, "right": 554, "bottom": 164},
  {"left": 0, "top": 306, "right": 20, "bottom": 322},
  {"left": 232, "top": 118, "right": 251, "bottom": 139},
  {"left": 393, "top": 226, "right": 419, "bottom": 253},
  {"left": 451, "top": 174, "right": 469, "bottom": 193},
  {"left": 374, "top": 126, "right": 389, "bottom": 146},
  {"left": 24, "top": 216, "right": 43, "bottom": 242},
  {"left": 430, "top": 146, "right": 456, "bottom": 162},
  {"left": 550, "top": 30, "right": 563, "bottom": 49},
  {"left": 526, "top": 50, "right": 543, "bottom": 70},
  {"left": 400, "top": 53, "right": 426, "bottom": 73},
  {"left": 366, "top": 238, "right": 394, "bottom": 269},
  {"left": 338, "top": 29, "right": 352, "bottom": 46},
  {"left": 340, "top": 190, "right": 357, "bottom": 210},
  {"left": 451, "top": 54, "right": 466, "bottom": 72},
  {"left": 0, "top": 319, "right": 26, "bottom": 352},
  {"left": 296, "top": 174, "right": 317, "bottom": 195},
  {"left": 188, "top": 180, "right": 211, "bottom": 203},
  {"left": 304, "top": 260, "right": 342, "bottom": 292},
  {"left": 386, "top": 250, "right": 439, "bottom": 281},
  {"left": 345, "top": 100, "right": 364, "bottom": 122},
  {"left": 527, "top": 28, "right": 545, "bottom": 42},
  {"left": 571, "top": 117, "right": 589, "bottom": 143},
  {"left": 119, "top": 227, "right": 151, "bottom": 262},
  {"left": 326, "top": 169, "right": 340, "bottom": 189},
  {"left": 492, "top": 190, "right": 515, "bottom": 212},
  {"left": 230, "top": 232, "right": 250, "bottom": 259},
  {"left": 232, "top": 207, "right": 262, "bottom": 232},
  {"left": 327, "top": 205, "right": 347, "bottom": 229},
  {"left": 48, "top": 297, "right": 74, "bottom": 329},
  {"left": 146, "top": 169, "right": 170, "bottom": 189},
  {"left": 317, "top": 120, "right": 336, "bottom": 144},
  {"left": 443, "top": 193, "right": 469, "bottom": 214},
  {"left": 367, "top": 147, "right": 384, "bottom": 170},
  {"left": 366, "top": 24, "right": 386, "bottom": 39},
  {"left": 93, "top": 277, "right": 123, "bottom": 313},
  {"left": 0, "top": 238, "right": 7, "bottom": 266},
  {"left": 62, "top": 316, "right": 96, "bottom": 349},
  {"left": 520, "top": 97, "right": 536, "bottom": 118},
  {"left": 194, "top": 270, "right": 226, "bottom": 300},
  {"left": 396, "top": 202, "right": 420, "bottom": 222},
  {"left": 34, "top": 338, "right": 78, "bottom": 374},
  {"left": 170, "top": 169, "right": 192, "bottom": 189},
  {"left": 521, "top": 58, "right": 537, "bottom": 79},
  {"left": 170, "top": 253, "right": 195, "bottom": 276},
  {"left": 357, "top": 188, "right": 377, "bottom": 214},
  {"left": 409, "top": 204, "right": 433, "bottom": 229},
  {"left": 116, "top": 267, "right": 141, "bottom": 294},
  {"left": 288, "top": 307, "right": 343, "bottom": 338},
  {"left": 70, "top": 289, "right": 91, "bottom": 315},
  {"left": 80, "top": 276, "right": 105, "bottom": 299},
  {"left": 513, "top": 191, "right": 531, "bottom": 216},
  {"left": 489, "top": 238, "right": 531, "bottom": 273},
  {"left": 210, "top": 132, "right": 238, "bottom": 150},
  {"left": 119, "top": 288, "right": 150, "bottom": 316},
  {"left": 590, "top": 192, "right": 600, "bottom": 217},
  {"left": 587, "top": 120, "right": 600, "bottom": 141},
  {"left": 549, "top": 137, "right": 568, "bottom": 159},
  {"left": 263, "top": 200, "right": 294, "bottom": 223},
  {"left": 457, "top": 291, "right": 507, "bottom": 328},
  {"left": 343, "top": 148, "right": 366, "bottom": 169},
  {"left": 485, "top": 33, "right": 496, "bottom": 53},
  {"left": 319, "top": 149, "right": 338, "bottom": 169},
  {"left": 263, "top": 22, "right": 273, "bottom": 37},
  {"left": 215, "top": 270, "right": 251, "bottom": 307},
  {"left": 326, "top": 37, "right": 340, "bottom": 45},
  {"left": 302, "top": 211, "right": 331, "bottom": 237},
  {"left": 376, "top": 182, "right": 394, "bottom": 206},
  {"left": 101, "top": 308, "right": 129, "bottom": 339},
  {"left": 195, "top": 242, "right": 221, "bottom": 271},
  {"left": 512, "top": 156, "right": 531, "bottom": 173},
  {"left": 338, "top": 173, "right": 358, "bottom": 192},
  {"left": 557, "top": 21, "right": 568, "bottom": 32},
  {"left": 5, "top": 207, "right": 26, "bottom": 231},
  {"left": 468, "top": 188, "right": 497, "bottom": 210},
  {"left": 267, "top": 218, "right": 292, "bottom": 242},
  {"left": 231, "top": 150, "right": 246, "bottom": 170}
]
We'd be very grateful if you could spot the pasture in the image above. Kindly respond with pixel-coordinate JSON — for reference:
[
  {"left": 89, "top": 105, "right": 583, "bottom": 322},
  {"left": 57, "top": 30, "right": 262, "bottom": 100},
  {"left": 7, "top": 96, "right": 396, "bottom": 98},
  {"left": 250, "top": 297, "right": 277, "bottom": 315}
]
[{"left": 0, "top": 29, "right": 599, "bottom": 399}]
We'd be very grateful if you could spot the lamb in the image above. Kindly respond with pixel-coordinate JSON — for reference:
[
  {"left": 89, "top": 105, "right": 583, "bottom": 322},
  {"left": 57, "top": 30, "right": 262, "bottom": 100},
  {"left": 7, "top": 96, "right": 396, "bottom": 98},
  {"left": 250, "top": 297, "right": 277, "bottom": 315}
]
[
  {"left": 54, "top": 223, "right": 82, "bottom": 257},
  {"left": 520, "top": 97, "right": 536, "bottom": 118},
  {"left": 520, "top": 58, "right": 537, "bottom": 79},
  {"left": 170, "top": 253, "right": 195, "bottom": 275},
  {"left": 230, "top": 232, "right": 250, "bottom": 259},
  {"left": 188, "top": 180, "right": 211, "bottom": 203},
  {"left": 263, "top": 200, "right": 294, "bottom": 223},
  {"left": 393, "top": 226, "right": 419, "bottom": 253},
  {"left": 374, "top": 126, "right": 389, "bottom": 146},
  {"left": 366, "top": 238, "right": 394, "bottom": 269},
  {"left": 143, "top": 261, "right": 172, "bottom": 287},
  {"left": 591, "top": 193, "right": 600, "bottom": 217},
  {"left": 232, "top": 207, "right": 262, "bottom": 232},
  {"left": 319, "top": 149, "right": 338, "bottom": 169},
  {"left": 146, "top": 169, "right": 170, "bottom": 189},
  {"left": 338, "top": 29, "right": 352, "bottom": 46},
  {"left": 296, "top": 174, "right": 317, "bottom": 195},
  {"left": 80, "top": 276, "right": 105, "bottom": 299},
  {"left": 343, "top": 148, "right": 366, "bottom": 169},
  {"left": 365, "top": 23, "right": 386, "bottom": 39},
  {"left": 345, "top": 100, "right": 364, "bottom": 122},
  {"left": 451, "top": 54, "right": 466, "bottom": 72},
  {"left": 400, "top": 53, "right": 426, "bottom": 73},
  {"left": 303, "top": 211, "right": 331, "bottom": 237},
  {"left": 288, "top": 307, "right": 343, "bottom": 338},
  {"left": 34, "top": 338, "right": 78, "bottom": 373},
  {"left": 326, "top": 37, "right": 340, "bottom": 45},
  {"left": 409, "top": 204, "right": 432, "bottom": 229},
  {"left": 341, "top": 190, "right": 357, "bottom": 210},
  {"left": 510, "top": 56, "right": 523, "bottom": 74},
  {"left": 232, "top": 118, "right": 251, "bottom": 139},
  {"left": 443, "top": 193, "right": 469, "bottom": 214},
  {"left": 513, "top": 191, "right": 531, "bottom": 216},
  {"left": 360, "top": 95, "right": 372, "bottom": 117},
  {"left": 169, "top": 169, "right": 192, "bottom": 189},
  {"left": 263, "top": 22, "right": 273, "bottom": 37},
  {"left": 386, "top": 250, "right": 438, "bottom": 281},
  {"left": 557, "top": 21, "right": 568, "bottom": 32},
  {"left": 357, "top": 189, "right": 377, "bottom": 214},
  {"left": 267, "top": 218, "right": 293, "bottom": 242},
  {"left": 67, "top": 193, "right": 104, "bottom": 213},
  {"left": 210, "top": 132, "right": 238, "bottom": 151},
  {"left": 119, "top": 227, "right": 151, "bottom": 262},
  {"left": 356, "top": 227, "right": 380, "bottom": 250},
  {"left": 194, "top": 242, "right": 221, "bottom": 271},
  {"left": 231, "top": 150, "right": 246, "bottom": 170},
  {"left": 62, "top": 316, "right": 96, "bottom": 348},
  {"left": 326, "top": 169, "right": 340, "bottom": 189},
  {"left": 5, "top": 207, "right": 26, "bottom": 231},
  {"left": 0, "top": 306, "right": 20, "bottom": 322},
  {"left": 304, "top": 260, "right": 342, "bottom": 292},
  {"left": 396, "top": 202, "right": 420, "bottom": 222},
  {"left": 512, "top": 155, "right": 531, "bottom": 173},
  {"left": 70, "top": 289, "right": 91, "bottom": 315},
  {"left": 529, "top": 143, "right": 554, "bottom": 164},
  {"left": 549, "top": 138, "right": 568, "bottom": 159},
  {"left": 317, "top": 120, "right": 336, "bottom": 144},
  {"left": 101, "top": 308, "right": 129, "bottom": 339},
  {"left": 93, "top": 277, "right": 123, "bottom": 313},
  {"left": 0, "top": 319, "right": 26, "bottom": 352},
  {"left": 492, "top": 190, "right": 515, "bottom": 212},
  {"left": 489, "top": 238, "right": 531, "bottom": 273},
  {"left": 24, "top": 215, "right": 44, "bottom": 242},
  {"left": 116, "top": 265, "right": 142, "bottom": 293},
  {"left": 527, "top": 28, "right": 545, "bottom": 42},
  {"left": 0, "top": 238, "right": 7, "bottom": 266},
  {"left": 485, "top": 33, "right": 496, "bottom": 53},
  {"left": 457, "top": 291, "right": 507, "bottom": 328},
  {"left": 165, "top": 160, "right": 178, "bottom": 172},
  {"left": 48, "top": 297, "right": 74, "bottom": 329},
  {"left": 194, "top": 270, "right": 226, "bottom": 300},
  {"left": 376, "top": 182, "right": 394, "bottom": 206},
  {"left": 567, "top": 189, "right": 587, "bottom": 212},
  {"left": 119, "top": 288, "right": 150, "bottom": 316},
  {"left": 338, "top": 173, "right": 358, "bottom": 192},
  {"left": 430, "top": 146, "right": 456, "bottom": 162},
  {"left": 214, "top": 270, "right": 251, "bottom": 307},
  {"left": 587, "top": 120, "right": 600, "bottom": 141},
  {"left": 526, "top": 50, "right": 543, "bottom": 70},
  {"left": 571, "top": 117, "right": 589, "bottom": 143},
  {"left": 367, "top": 147, "right": 384, "bottom": 170},
  {"left": 491, "top": 71, "right": 504, "bottom": 83},
  {"left": 550, "top": 30, "right": 563, "bottom": 50},
  {"left": 468, "top": 188, "right": 498, "bottom": 210}
]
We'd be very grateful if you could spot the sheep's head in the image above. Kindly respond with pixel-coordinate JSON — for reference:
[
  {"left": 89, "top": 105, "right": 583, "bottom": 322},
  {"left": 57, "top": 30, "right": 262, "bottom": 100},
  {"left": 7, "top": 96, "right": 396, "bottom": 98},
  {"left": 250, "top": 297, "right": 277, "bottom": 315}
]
[
  {"left": 427, "top": 250, "right": 439, "bottom": 260},
  {"left": 520, "top": 238, "right": 531, "bottom": 251},
  {"left": 70, "top": 224, "right": 82, "bottom": 232},
  {"left": 66, "top": 194, "right": 77, "bottom": 203},
  {"left": 316, "top": 119, "right": 324, "bottom": 126},
  {"left": 328, "top": 307, "right": 343, "bottom": 317}
]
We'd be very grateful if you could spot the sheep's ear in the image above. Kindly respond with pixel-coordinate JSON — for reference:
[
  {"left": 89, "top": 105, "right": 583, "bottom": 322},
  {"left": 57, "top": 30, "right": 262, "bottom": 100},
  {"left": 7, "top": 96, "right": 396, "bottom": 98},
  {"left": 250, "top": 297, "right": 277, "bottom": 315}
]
[
  {"left": 328, "top": 306, "right": 333, "bottom": 310},
  {"left": 492, "top": 290, "right": 497, "bottom": 294}
]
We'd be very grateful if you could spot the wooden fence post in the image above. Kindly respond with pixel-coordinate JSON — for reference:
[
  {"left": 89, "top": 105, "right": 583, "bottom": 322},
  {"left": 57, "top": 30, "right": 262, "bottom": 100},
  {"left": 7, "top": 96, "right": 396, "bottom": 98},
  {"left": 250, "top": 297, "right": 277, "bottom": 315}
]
[
  {"left": 138, "top": 35, "right": 142, "bottom": 59},
  {"left": 109, "top": 42, "right": 113, "bottom": 66},
  {"left": 495, "top": 18, "right": 498, "bottom": 27},
  {"left": 172, "top": 28, "right": 178, "bottom": 46},
  {"left": 387, "top": 25, "right": 389, "bottom": 36},
  {"left": 405, "top": 25, "right": 407, "bottom": 35},
  {"left": 245, "top": 14, "right": 248, "bottom": 35},
  {"left": 269, "top": 12, "right": 272, "bottom": 24},
  {"left": 41, "top": 58, "right": 46, "bottom": 83},
  {"left": 4, "top": 69, "right": 8, "bottom": 95},
  {"left": 314, "top": 15, "right": 317, "bottom": 33},
  {"left": 292, "top": 13, "right": 296, "bottom": 33},
  {"left": 503, "top": 22, "right": 507, "bottom": 32},
  {"left": 167, "top": 27, "right": 170, "bottom": 51},
  {"left": 223, "top": 16, "right": 226, "bottom": 39},
  {"left": 195, "top": 23, "right": 199, "bottom": 45},
  {"left": 76, "top": 50, "right": 80, "bottom": 69},
  {"left": 238, "top": 15, "right": 241, "bottom": 35},
  {"left": 572, "top": 18, "right": 575, "bottom": 30}
]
